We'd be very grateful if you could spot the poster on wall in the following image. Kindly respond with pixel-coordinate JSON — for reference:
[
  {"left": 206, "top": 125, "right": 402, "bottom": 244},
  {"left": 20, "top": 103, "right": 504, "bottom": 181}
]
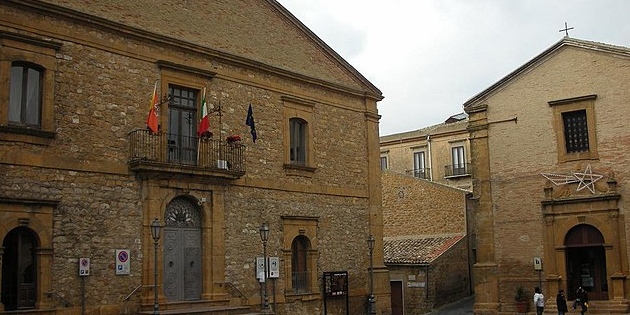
[{"left": 324, "top": 271, "right": 348, "bottom": 297}]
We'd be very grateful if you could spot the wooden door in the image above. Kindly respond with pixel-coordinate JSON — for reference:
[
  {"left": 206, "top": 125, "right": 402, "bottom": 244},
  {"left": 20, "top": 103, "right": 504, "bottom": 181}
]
[
  {"left": 1, "top": 227, "right": 37, "bottom": 310},
  {"left": 391, "top": 281, "right": 404, "bottom": 315}
]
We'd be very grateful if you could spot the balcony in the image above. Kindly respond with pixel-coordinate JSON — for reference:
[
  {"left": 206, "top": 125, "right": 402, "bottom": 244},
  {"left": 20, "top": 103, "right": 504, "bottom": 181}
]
[
  {"left": 127, "top": 129, "right": 245, "bottom": 178},
  {"left": 444, "top": 163, "right": 471, "bottom": 178},
  {"left": 406, "top": 168, "right": 431, "bottom": 180}
]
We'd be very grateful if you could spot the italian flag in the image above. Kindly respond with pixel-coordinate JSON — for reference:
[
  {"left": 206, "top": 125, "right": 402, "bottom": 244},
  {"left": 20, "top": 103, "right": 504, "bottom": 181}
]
[
  {"left": 146, "top": 82, "right": 159, "bottom": 133},
  {"left": 197, "top": 87, "right": 210, "bottom": 136}
]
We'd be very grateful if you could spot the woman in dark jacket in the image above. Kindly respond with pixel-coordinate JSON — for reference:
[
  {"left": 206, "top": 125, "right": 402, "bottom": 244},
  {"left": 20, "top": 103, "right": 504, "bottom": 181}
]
[{"left": 556, "top": 289, "right": 568, "bottom": 315}]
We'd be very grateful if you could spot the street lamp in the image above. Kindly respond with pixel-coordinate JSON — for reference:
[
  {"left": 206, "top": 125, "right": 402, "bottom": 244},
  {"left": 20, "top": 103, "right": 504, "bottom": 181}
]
[
  {"left": 259, "top": 223, "right": 273, "bottom": 314},
  {"left": 150, "top": 218, "right": 162, "bottom": 315},
  {"left": 368, "top": 235, "right": 376, "bottom": 315}
]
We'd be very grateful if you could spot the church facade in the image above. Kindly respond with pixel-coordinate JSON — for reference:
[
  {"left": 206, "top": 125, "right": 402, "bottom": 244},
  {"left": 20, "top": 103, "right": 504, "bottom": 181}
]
[
  {"left": 0, "top": 1, "right": 390, "bottom": 315},
  {"left": 465, "top": 37, "right": 630, "bottom": 314}
]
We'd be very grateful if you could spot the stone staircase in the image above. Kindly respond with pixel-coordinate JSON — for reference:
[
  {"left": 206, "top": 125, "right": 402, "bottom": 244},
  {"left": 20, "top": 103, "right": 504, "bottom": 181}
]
[
  {"left": 543, "top": 300, "right": 630, "bottom": 314},
  {"left": 137, "top": 299, "right": 259, "bottom": 315}
]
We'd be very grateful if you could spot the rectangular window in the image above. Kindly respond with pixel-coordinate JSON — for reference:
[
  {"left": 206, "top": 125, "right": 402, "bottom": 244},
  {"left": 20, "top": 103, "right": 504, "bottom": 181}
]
[
  {"left": 380, "top": 156, "right": 388, "bottom": 171},
  {"left": 9, "top": 63, "right": 42, "bottom": 127},
  {"left": 413, "top": 151, "right": 426, "bottom": 178},
  {"left": 290, "top": 118, "right": 306, "bottom": 165},
  {"left": 452, "top": 146, "right": 465, "bottom": 175},
  {"left": 562, "top": 109, "right": 589, "bottom": 153},
  {"left": 548, "top": 95, "right": 598, "bottom": 162}
]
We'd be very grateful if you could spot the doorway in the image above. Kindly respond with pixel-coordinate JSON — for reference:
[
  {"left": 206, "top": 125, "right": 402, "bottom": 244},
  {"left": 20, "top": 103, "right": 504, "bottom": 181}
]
[
  {"left": 163, "top": 197, "right": 202, "bottom": 301},
  {"left": 565, "top": 224, "right": 608, "bottom": 300},
  {"left": 391, "top": 281, "right": 404, "bottom": 315},
  {"left": 167, "top": 85, "right": 198, "bottom": 165},
  {"left": 1, "top": 227, "right": 38, "bottom": 310}
]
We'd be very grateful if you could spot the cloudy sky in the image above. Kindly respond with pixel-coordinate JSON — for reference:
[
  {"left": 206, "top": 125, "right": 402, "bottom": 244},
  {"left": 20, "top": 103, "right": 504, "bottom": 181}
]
[{"left": 277, "top": 0, "right": 630, "bottom": 136}]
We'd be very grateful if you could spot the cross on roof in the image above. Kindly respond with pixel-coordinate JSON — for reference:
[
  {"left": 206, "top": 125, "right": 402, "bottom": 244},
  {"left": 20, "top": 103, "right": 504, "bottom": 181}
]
[{"left": 559, "top": 22, "right": 574, "bottom": 37}]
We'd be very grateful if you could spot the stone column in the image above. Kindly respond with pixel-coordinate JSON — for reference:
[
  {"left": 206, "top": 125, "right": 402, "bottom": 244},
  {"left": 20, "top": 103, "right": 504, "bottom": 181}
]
[
  {"left": 364, "top": 101, "right": 391, "bottom": 314},
  {"left": 466, "top": 104, "right": 500, "bottom": 315}
]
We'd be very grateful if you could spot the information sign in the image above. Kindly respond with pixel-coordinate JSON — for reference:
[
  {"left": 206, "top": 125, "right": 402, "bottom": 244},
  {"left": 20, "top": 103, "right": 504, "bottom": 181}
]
[
  {"left": 116, "top": 249, "right": 131, "bottom": 275},
  {"left": 79, "top": 257, "right": 90, "bottom": 276},
  {"left": 268, "top": 257, "right": 279, "bottom": 278}
]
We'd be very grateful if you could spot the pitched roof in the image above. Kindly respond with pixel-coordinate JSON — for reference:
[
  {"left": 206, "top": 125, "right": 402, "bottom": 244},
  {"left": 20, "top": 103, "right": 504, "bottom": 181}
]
[
  {"left": 384, "top": 234, "right": 464, "bottom": 265},
  {"left": 22, "top": 0, "right": 381, "bottom": 98},
  {"left": 463, "top": 37, "right": 630, "bottom": 108}
]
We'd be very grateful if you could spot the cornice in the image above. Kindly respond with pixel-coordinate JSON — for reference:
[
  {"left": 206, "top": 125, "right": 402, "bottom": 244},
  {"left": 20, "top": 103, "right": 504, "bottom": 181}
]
[{"left": 2, "top": 0, "right": 381, "bottom": 101}]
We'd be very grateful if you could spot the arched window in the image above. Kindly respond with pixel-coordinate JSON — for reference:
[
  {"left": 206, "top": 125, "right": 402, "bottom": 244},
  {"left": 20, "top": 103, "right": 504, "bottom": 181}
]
[
  {"left": 291, "top": 235, "right": 310, "bottom": 293},
  {"left": 9, "top": 62, "right": 43, "bottom": 127},
  {"left": 289, "top": 118, "right": 307, "bottom": 165}
]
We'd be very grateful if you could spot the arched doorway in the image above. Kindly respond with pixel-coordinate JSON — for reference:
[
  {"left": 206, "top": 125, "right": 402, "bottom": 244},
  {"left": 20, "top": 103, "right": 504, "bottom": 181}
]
[
  {"left": 1, "top": 227, "right": 38, "bottom": 310},
  {"left": 565, "top": 224, "right": 608, "bottom": 300},
  {"left": 163, "top": 197, "right": 202, "bottom": 301}
]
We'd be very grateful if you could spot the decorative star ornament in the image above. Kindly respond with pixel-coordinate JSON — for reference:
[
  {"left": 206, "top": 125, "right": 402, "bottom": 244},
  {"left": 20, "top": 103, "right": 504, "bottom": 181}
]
[
  {"left": 573, "top": 164, "right": 603, "bottom": 194},
  {"left": 541, "top": 164, "right": 603, "bottom": 194}
]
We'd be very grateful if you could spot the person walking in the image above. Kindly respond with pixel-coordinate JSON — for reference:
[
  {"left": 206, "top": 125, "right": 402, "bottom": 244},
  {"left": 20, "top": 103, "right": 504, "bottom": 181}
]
[
  {"left": 575, "top": 287, "right": 588, "bottom": 315},
  {"left": 556, "top": 289, "right": 568, "bottom": 315},
  {"left": 533, "top": 287, "right": 545, "bottom": 315}
]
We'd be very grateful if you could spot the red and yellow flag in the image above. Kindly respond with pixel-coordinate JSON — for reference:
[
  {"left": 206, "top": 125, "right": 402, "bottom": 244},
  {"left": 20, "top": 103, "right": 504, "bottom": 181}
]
[{"left": 146, "top": 82, "right": 159, "bottom": 133}]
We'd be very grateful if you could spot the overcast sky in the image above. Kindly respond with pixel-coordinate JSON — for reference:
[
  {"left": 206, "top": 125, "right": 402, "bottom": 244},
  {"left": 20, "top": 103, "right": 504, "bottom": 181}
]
[{"left": 277, "top": 0, "right": 630, "bottom": 136}]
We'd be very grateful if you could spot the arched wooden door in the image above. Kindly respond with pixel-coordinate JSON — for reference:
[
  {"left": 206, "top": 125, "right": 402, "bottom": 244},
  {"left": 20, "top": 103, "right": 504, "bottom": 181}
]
[
  {"left": 1, "top": 227, "right": 38, "bottom": 310},
  {"left": 163, "top": 197, "right": 202, "bottom": 301},
  {"left": 565, "top": 224, "right": 608, "bottom": 300}
]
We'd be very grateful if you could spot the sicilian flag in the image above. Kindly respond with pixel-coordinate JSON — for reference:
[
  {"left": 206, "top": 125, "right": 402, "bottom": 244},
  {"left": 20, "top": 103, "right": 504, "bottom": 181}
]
[
  {"left": 197, "top": 88, "right": 210, "bottom": 136},
  {"left": 246, "top": 103, "right": 257, "bottom": 143},
  {"left": 146, "top": 82, "right": 159, "bottom": 133}
]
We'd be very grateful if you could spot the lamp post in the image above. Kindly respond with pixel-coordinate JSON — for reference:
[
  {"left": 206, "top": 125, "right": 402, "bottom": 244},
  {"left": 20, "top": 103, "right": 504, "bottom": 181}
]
[
  {"left": 368, "top": 235, "right": 376, "bottom": 315},
  {"left": 259, "top": 223, "right": 273, "bottom": 314},
  {"left": 150, "top": 218, "right": 162, "bottom": 315}
]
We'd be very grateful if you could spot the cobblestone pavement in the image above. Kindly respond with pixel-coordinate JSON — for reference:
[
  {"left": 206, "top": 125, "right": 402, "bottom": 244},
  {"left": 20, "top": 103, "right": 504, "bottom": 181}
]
[{"left": 424, "top": 295, "right": 474, "bottom": 315}]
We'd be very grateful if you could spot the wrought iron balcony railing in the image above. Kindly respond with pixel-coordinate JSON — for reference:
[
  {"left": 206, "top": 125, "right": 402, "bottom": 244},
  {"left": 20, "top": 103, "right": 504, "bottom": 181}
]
[
  {"left": 127, "top": 129, "right": 245, "bottom": 177},
  {"left": 406, "top": 168, "right": 431, "bottom": 180},
  {"left": 444, "top": 163, "right": 471, "bottom": 177}
]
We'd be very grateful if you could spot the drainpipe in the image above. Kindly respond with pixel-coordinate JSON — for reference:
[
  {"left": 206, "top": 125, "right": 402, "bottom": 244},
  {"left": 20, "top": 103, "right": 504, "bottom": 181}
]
[{"left": 426, "top": 135, "right": 433, "bottom": 181}]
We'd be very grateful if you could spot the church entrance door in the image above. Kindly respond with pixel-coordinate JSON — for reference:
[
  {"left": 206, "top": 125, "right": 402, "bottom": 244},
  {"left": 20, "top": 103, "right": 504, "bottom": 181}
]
[
  {"left": 163, "top": 198, "right": 202, "bottom": 301},
  {"left": 565, "top": 224, "right": 608, "bottom": 300}
]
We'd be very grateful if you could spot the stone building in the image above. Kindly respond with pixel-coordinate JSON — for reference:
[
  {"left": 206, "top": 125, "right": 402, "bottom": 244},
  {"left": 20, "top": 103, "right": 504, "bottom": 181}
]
[
  {"left": 0, "top": 1, "right": 390, "bottom": 315},
  {"left": 381, "top": 172, "right": 472, "bottom": 315},
  {"left": 465, "top": 37, "right": 630, "bottom": 314},
  {"left": 379, "top": 113, "right": 472, "bottom": 191}
]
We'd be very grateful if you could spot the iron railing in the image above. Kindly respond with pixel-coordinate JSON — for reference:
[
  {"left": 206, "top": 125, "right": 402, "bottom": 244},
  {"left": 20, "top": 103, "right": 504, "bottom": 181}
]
[
  {"left": 128, "top": 129, "right": 245, "bottom": 175},
  {"left": 406, "top": 168, "right": 431, "bottom": 179},
  {"left": 444, "top": 163, "right": 471, "bottom": 177},
  {"left": 292, "top": 271, "right": 309, "bottom": 294}
]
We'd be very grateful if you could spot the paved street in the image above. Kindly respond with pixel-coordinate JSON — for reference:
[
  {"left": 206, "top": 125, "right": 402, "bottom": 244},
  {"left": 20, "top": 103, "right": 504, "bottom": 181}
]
[{"left": 424, "top": 295, "right": 474, "bottom": 315}]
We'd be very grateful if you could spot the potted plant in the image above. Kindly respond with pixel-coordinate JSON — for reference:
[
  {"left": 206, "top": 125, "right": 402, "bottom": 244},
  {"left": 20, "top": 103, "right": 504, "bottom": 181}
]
[
  {"left": 226, "top": 135, "right": 241, "bottom": 144},
  {"left": 515, "top": 286, "right": 529, "bottom": 313}
]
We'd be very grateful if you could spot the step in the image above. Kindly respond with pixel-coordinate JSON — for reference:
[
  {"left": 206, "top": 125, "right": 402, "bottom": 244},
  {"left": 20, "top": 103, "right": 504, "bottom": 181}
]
[{"left": 138, "top": 305, "right": 254, "bottom": 315}]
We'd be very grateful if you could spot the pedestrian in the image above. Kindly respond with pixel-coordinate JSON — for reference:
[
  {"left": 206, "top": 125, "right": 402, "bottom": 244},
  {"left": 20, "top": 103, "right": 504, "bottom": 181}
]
[
  {"left": 533, "top": 286, "right": 544, "bottom": 315},
  {"left": 556, "top": 289, "right": 568, "bottom": 315},
  {"left": 575, "top": 287, "right": 588, "bottom": 315}
]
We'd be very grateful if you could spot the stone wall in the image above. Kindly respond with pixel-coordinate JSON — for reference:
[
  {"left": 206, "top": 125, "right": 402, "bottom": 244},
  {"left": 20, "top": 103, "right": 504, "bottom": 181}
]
[
  {"left": 382, "top": 172, "right": 467, "bottom": 237},
  {"left": 0, "top": 1, "right": 387, "bottom": 314}
]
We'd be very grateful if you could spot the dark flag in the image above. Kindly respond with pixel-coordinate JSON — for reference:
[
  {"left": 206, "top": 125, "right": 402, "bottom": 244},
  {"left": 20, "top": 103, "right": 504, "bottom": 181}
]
[{"left": 246, "top": 103, "right": 257, "bottom": 142}]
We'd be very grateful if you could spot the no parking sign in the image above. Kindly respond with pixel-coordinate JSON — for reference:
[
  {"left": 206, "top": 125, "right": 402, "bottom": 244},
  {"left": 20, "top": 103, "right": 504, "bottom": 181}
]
[{"left": 116, "top": 249, "right": 130, "bottom": 275}]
